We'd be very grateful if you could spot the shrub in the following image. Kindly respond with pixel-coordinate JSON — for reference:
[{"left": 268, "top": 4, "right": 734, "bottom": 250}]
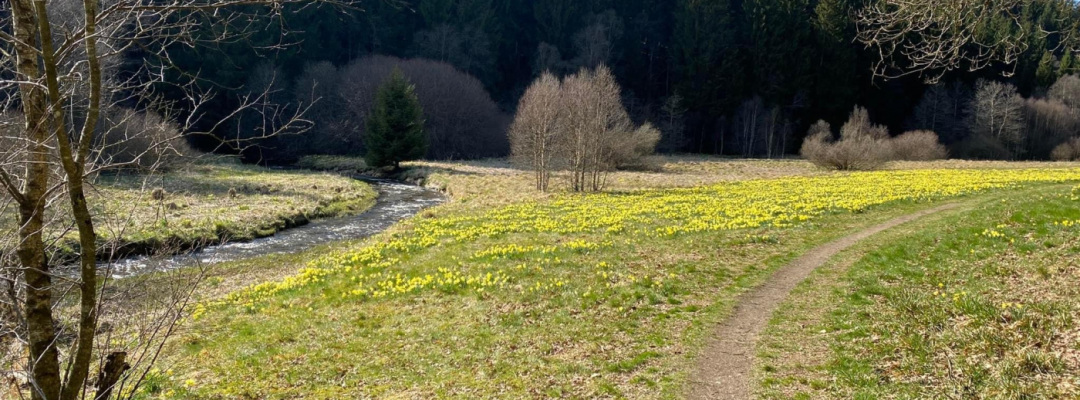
[
  {"left": 98, "top": 109, "right": 196, "bottom": 170},
  {"left": 802, "top": 133, "right": 891, "bottom": 171},
  {"left": 891, "top": 130, "right": 948, "bottom": 161},
  {"left": 1051, "top": 138, "right": 1080, "bottom": 161},
  {"left": 611, "top": 122, "right": 662, "bottom": 169},
  {"left": 801, "top": 107, "right": 892, "bottom": 170},
  {"left": 364, "top": 69, "right": 427, "bottom": 169},
  {"left": 1022, "top": 98, "right": 1079, "bottom": 159}
]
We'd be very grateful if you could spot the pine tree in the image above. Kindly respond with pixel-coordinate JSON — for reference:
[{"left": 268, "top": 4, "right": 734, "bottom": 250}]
[
  {"left": 365, "top": 69, "right": 428, "bottom": 169},
  {"left": 1036, "top": 51, "right": 1058, "bottom": 88},
  {"left": 1060, "top": 51, "right": 1076, "bottom": 77}
]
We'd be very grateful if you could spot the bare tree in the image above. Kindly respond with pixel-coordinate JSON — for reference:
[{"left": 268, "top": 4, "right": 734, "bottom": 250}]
[
  {"left": 909, "top": 82, "right": 971, "bottom": 145},
  {"left": 510, "top": 65, "right": 657, "bottom": 192},
  {"left": 1048, "top": 74, "right": 1080, "bottom": 109},
  {"left": 0, "top": 0, "right": 344, "bottom": 398},
  {"left": 856, "top": 0, "right": 1031, "bottom": 83},
  {"left": 562, "top": 65, "right": 637, "bottom": 191},
  {"left": 965, "top": 79, "right": 1026, "bottom": 159},
  {"left": 509, "top": 73, "right": 564, "bottom": 191},
  {"left": 736, "top": 97, "right": 764, "bottom": 157}
]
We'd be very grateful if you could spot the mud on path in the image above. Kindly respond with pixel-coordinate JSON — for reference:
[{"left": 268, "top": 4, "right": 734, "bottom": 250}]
[{"left": 687, "top": 203, "right": 959, "bottom": 400}]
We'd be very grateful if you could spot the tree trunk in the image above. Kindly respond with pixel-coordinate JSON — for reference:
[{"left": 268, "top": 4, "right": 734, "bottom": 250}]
[
  {"left": 94, "top": 352, "right": 130, "bottom": 400},
  {"left": 9, "top": 0, "right": 63, "bottom": 398}
]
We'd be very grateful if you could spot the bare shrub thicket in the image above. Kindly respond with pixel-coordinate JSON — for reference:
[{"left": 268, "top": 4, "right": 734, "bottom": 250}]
[
  {"left": 98, "top": 109, "right": 198, "bottom": 170},
  {"left": 1048, "top": 74, "right": 1080, "bottom": 109},
  {"left": 509, "top": 65, "right": 659, "bottom": 192},
  {"left": 1051, "top": 137, "right": 1080, "bottom": 161},
  {"left": 306, "top": 56, "right": 507, "bottom": 160},
  {"left": 891, "top": 130, "right": 948, "bottom": 161},
  {"left": 1022, "top": 98, "right": 1080, "bottom": 159},
  {"left": 961, "top": 79, "right": 1025, "bottom": 159},
  {"left": 801, "top": 107, "right": 893, "bottom": 170}
]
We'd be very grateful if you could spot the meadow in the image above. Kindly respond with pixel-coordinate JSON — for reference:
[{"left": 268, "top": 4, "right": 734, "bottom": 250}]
[
  {"left": 150, "top": 161, "right": 1080, "bottom": 399},
  {"left": 757, "top": 183, "right": 1080, "bottom": 399},
  {"left": 0, "top": 162, "right": 376, "bottom": 261}
]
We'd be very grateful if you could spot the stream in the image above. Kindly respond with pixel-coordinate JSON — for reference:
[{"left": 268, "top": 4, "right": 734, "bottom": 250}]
[{"left": 105, "top": 178, "right": 446, "bottom": 278}]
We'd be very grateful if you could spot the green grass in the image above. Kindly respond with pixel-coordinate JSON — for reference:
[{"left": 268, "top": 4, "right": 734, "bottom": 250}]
[
  {"left": 149, "top": 168, "right": 1080, "bottom": 399},
  {"left": 757, "top": 184, "right": 1080, "bottom": 399},
  {"left": 162, "top": 205, "right": 934, "bottom": 399},
  {"left": 0, "top": 162, "right": 377, "bottom": 261},
  {"left": 296, "top": 155, "right": 373, "bottom": 174}
]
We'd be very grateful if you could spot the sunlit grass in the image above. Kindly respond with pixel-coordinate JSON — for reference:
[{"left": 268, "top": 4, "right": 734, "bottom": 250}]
[
  {"left": 757, "top": 183, "right": 1080, "bottom": 399},
  {"left": 152, "top": 168, "right": 1080, "bottom": 399},
  {"left": 0, "top": 162, "right": 376, "bottom": 260}
]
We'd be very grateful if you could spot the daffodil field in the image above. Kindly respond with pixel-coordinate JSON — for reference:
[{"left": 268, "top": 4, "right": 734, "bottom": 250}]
[
  {"left": 217, "top": 169, "right": 1080, "bottom": 310},
  {"left": 167, "top": 168, "right": 1080, "bottom": 399},
  {"left": 758, "top": 183, "right": 1080, "bottom": 399}
]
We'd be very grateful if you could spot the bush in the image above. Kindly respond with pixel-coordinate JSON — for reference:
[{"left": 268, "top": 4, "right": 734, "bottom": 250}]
[
  {"left": 802, "top": 133, "right": 891, "bottom": 171},
  {"left": 891, "top": 130, "right": 948, "bottom": 161},
  {"left": 98, "top": 109, "right": 196, "bottom": 170},
  {"left": 1051, "top": 138, "right": 1080, "bottom": 161},
  {"left": 611, "top": 122, "right": 661, "bottom": 169},
  {"left": 801, "top": 108, "right": 892, "bottom": 170}
]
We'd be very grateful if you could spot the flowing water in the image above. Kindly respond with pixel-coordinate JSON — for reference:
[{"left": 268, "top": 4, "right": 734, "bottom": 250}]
[{"left": 105, "top": 178, "right": 445, "bottom": 278}]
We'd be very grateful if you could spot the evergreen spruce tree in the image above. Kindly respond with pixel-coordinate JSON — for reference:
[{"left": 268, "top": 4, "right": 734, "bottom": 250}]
[
  {"left": 365, "top": 69, "right": 428, "bottom": 169},
  {"left": 1036, "top": 51, "right": 1058, "bottom": 88},
  {"left": 1060, "top": 51, "right": 1076, "bottom": 77}
]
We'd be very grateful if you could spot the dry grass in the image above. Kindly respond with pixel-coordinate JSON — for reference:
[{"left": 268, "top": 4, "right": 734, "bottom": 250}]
[
  {"left": 404, "top": 156, "right": 1080, "bottom": 209},
  {"left": 0, "top": 162, "right": 377, "bottom": 260}
]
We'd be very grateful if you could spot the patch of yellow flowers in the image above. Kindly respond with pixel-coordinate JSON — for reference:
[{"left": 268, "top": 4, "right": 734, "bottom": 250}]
[{"left": 215, "top": 168, "right": 1080, "bottom": 311}]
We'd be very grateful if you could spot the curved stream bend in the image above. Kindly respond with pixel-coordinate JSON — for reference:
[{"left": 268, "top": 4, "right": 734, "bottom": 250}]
[{"left": 106, "top": 178, "right": 445, "bottom": 278}]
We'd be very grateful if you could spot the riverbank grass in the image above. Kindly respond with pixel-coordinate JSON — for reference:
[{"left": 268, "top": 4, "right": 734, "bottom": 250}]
[
  {"left": 756, "top": 183, "right": 1080, "bottom": 399},
  {"left": 0, "top": 162, "right": 377, "bottom": 260}
]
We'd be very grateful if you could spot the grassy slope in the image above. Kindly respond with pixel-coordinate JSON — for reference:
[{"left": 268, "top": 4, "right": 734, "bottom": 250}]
[
  {"left": 0, "top": 163, "right": 377, "bottom": 260},
  {"left": 757, "top": 184, "right": 1080, "bottom": 399},
  {"left": 155, "top": 166, "right": 1080, "bottom": 399}
]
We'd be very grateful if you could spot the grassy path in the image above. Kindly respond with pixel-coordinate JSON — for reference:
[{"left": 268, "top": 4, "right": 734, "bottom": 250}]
[
  {"left": 754, "top": 183, "right": 1080, "bottom": 399},
  {"left": 688, "top": 203, "right": 959, "bottom": 399}
]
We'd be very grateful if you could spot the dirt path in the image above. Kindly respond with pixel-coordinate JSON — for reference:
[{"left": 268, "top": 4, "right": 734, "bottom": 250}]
[{"left": 687, "top": 203, "right": 959, "bottom": 400}]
